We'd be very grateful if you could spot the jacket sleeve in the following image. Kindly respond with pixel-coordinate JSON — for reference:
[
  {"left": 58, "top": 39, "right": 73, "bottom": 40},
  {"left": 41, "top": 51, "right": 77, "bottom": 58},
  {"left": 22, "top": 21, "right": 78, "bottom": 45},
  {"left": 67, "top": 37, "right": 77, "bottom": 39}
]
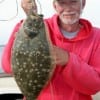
[
  {"left": 1, "top": 20, "right": 23, "bottom": 74},
  {"left": 62, "top": 46, "right": 100, "bottom": 95}
]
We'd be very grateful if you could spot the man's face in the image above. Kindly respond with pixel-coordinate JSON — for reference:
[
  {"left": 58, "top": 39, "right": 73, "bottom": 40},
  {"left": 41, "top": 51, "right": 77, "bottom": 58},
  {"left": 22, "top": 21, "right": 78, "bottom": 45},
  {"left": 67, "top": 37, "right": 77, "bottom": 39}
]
[{"left": 53, "top": 0, "right": 85, "bottom": 25}]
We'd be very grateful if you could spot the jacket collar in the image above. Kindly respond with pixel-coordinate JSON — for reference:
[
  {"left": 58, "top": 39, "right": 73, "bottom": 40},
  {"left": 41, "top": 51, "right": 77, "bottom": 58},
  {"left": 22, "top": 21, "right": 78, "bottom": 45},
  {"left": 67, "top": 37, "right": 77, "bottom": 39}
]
[{"left": 52, "top": 14, "right": 92, "bottom": 42}]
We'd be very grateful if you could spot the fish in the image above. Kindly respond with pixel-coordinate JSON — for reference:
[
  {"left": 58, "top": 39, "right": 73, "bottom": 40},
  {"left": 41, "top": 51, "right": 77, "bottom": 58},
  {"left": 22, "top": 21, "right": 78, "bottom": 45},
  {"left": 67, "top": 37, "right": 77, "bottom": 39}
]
[{"left": 11, "top": 0, "right": 55, "bottom": 100}]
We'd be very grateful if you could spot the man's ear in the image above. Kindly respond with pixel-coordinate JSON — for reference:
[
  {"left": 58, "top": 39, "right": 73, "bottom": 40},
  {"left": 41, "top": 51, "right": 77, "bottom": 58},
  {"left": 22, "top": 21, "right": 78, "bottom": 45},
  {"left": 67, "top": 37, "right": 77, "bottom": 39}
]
[
  {"left": 82, "top": 0, "right": 86, "bottom": 9},
  {"left": 53, "top": 1, "right": 56, "bottom": 10}
]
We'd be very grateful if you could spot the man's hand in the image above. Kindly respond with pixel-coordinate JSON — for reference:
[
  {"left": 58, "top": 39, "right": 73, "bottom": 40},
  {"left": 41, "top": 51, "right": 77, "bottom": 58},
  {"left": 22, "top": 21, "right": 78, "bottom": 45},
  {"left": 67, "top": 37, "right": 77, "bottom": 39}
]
[
  {"left": 52, "top": 45, "right": 69, "bottom": 66},
  {"left": 21, "top": 0, "right": 37, "bottom": 15}
]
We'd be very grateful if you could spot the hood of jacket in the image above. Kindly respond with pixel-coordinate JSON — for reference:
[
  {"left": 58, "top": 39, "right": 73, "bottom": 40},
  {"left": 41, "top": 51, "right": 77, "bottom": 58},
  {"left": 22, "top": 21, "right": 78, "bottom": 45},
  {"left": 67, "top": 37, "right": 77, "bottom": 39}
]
[{"left": 45, "top": 14, "right": 93, "bottom": 42}]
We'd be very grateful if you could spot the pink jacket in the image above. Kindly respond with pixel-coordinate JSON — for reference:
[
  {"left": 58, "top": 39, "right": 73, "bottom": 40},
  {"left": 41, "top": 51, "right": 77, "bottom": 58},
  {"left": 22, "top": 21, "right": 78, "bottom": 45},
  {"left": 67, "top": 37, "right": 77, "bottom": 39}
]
[{"left": 2, "top": 15, "right": 100, "bottom": 100}]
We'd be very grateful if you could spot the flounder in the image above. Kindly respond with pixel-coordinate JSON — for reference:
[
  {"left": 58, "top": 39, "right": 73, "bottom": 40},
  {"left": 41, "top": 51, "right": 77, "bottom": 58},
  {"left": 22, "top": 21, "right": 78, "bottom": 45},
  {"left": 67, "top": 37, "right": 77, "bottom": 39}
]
[{"left": 11, "top": 0, "right": 55, "bottom": 100}]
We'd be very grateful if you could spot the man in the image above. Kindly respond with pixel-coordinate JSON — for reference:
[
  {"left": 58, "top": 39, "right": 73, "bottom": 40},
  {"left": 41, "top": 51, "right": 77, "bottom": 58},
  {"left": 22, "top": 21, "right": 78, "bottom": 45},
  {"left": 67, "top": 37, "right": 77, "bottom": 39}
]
[{"left": 2, "top": 0, "right": 100, "bottom": 100}]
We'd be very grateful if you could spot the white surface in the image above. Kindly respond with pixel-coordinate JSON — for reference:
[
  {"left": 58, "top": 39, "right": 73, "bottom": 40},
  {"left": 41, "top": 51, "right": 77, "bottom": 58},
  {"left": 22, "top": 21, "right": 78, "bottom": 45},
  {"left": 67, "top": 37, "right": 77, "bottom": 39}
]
[
  {"left": 92, "top": 92, "right": 100, "bottom": 100},
  {"left": 0, "top": 77, "right": 21, "bottom": 94}
]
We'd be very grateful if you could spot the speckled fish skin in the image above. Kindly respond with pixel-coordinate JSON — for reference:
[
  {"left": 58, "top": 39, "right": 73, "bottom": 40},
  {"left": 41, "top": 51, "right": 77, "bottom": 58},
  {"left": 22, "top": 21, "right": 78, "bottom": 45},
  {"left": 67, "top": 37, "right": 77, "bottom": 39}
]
[{"left": 11, "top": 2, "right": 55, "bottom": 100}]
